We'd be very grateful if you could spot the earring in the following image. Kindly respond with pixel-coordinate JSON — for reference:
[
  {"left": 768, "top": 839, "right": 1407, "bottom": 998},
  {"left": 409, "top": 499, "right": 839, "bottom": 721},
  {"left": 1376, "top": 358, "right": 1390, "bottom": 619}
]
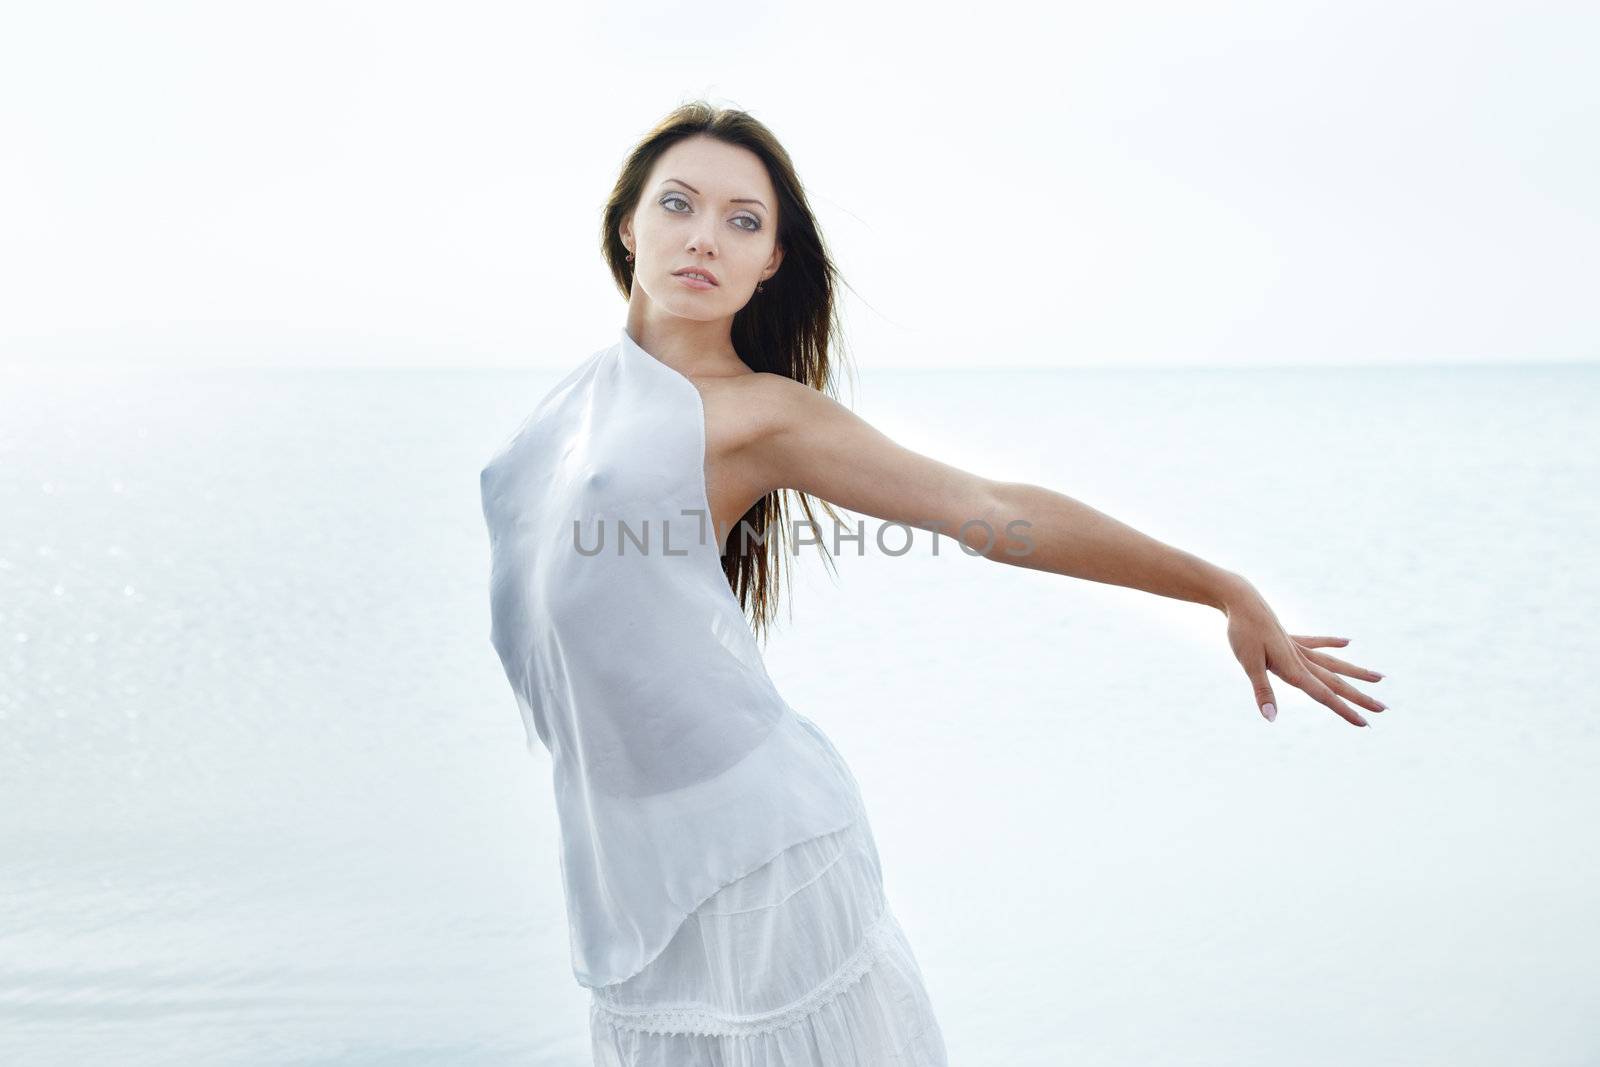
[
  {"left": 756, "top": 280, "right": 765, "bottom": 293},
  {"left": 625, "top": 251, "right": 634, "bottom": 262}
]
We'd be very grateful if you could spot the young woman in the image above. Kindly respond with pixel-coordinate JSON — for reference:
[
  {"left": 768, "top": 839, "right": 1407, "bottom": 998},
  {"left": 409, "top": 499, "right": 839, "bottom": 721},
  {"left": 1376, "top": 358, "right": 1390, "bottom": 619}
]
[{"left": 480, "top": 102, "right": 1386, "bottom": 1066}]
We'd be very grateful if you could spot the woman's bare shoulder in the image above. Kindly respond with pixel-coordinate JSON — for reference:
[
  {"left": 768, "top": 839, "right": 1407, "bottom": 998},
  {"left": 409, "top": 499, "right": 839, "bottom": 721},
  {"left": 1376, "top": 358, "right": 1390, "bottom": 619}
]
[
  {"left": 700, "top": 368, "right": 814, "bottom": 434},
  {"left": 723, "top": 369, "right": 823, "bottom": 422}
]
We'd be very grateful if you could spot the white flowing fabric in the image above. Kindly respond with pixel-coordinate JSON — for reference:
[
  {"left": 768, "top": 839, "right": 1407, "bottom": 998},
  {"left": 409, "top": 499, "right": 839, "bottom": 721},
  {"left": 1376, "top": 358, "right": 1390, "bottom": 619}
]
[
  {"left": 587, "top": 754, "right": 949, "bottom": 1064},
  {"left": 480, "top": 326, "right": 861, "bottom": 988},
  {"left": 479, "top": 326, "right": 948, "bottom": 1062}
]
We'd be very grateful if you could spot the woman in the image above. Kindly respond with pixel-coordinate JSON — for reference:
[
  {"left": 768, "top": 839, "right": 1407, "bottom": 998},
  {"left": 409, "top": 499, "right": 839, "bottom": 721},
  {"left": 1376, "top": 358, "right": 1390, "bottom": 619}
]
[{"left": 480, "top": 102, "right": 1385, "bottom": 1066}]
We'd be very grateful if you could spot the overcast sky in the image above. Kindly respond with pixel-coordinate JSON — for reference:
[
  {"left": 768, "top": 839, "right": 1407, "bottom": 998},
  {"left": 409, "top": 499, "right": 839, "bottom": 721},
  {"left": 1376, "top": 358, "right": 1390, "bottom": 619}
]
[{"left": 2, "top": 0, "right": 1595, "bottom": 369}]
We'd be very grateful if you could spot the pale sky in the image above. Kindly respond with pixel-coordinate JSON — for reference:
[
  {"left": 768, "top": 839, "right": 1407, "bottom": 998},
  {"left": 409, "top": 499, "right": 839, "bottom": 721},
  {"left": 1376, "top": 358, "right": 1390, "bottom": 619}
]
[{"left": 2, "top": 0, "right": 1595, "bottom": 368}]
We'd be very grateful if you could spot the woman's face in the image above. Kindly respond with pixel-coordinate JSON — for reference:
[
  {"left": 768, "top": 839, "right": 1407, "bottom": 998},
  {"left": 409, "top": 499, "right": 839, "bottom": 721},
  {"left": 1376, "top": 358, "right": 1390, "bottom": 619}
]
[{"left": 622, "top": 135, "right": 783, "bottom": 320}]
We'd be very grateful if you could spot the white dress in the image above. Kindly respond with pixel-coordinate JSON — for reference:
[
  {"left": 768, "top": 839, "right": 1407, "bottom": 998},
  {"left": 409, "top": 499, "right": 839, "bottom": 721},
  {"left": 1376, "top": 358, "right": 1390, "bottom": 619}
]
[
  {"left": 479, "top": 326, "right": 948, "bottom": 1064},
  {"left": 589, "top": 714, "right": 948, "bottom": 1065}
]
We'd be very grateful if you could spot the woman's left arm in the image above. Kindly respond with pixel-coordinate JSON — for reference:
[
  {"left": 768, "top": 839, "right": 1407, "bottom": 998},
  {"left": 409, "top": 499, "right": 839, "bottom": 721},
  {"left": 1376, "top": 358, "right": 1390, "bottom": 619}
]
[
  {"left": 986, "top": 481, "right": 1385, "bottom": 728},
  {"left": 737, "top": 374, "right": 1386, "bottom": 729}
]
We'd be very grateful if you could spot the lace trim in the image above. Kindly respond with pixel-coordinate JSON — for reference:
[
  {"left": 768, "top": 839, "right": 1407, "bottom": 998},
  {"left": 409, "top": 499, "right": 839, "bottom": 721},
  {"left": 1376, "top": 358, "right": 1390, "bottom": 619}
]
[{"left": 590, "top": 906, "right": 896, "bottom": 1038}]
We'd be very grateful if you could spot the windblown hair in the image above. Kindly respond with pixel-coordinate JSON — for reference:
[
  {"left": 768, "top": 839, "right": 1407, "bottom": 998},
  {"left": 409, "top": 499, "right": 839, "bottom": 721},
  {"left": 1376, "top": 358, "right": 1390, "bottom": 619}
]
[{"left": 599, "top": 100, "right": 858, "bottom": 645}]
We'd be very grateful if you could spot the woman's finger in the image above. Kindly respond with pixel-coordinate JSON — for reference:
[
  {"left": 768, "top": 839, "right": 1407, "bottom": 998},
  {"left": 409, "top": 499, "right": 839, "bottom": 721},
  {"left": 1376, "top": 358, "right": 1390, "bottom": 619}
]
[
  {"left": 1302, "top": 647, "right": 1384, "bottom": 683},
  {"left": 1290, "top": 634, "right": 1350, "bottom": 649},
  {"left": 1271, "top": 655, "right": 1370, "bottom": 728},
  {"left": 1245, "top": 654, "right": 1278, "bottom": 723},
  {"left": 1305, "top": 658, "right": 1387, "bottom": 715}
]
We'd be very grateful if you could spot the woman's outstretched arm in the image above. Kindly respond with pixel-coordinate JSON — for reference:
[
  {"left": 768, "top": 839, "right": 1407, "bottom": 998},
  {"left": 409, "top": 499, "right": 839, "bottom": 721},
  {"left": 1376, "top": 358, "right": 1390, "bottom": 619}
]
[{"left": 737, "top": 372, "right": 1386, "bottom": 729}]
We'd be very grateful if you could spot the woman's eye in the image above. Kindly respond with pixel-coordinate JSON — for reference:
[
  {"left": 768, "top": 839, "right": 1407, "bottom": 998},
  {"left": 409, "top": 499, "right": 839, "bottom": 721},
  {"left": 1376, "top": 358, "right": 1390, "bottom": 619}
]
[{"left": 660, "top": 194, "right": 761, "bottom": 232}]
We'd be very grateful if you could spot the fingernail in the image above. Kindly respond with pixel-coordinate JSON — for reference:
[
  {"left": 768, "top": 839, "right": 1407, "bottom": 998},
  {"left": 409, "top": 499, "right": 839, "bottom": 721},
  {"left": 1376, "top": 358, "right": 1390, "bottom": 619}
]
[
  {"left": 1373, "top": 672, "right": 1384, "bottom": 680},
  {"left": 1261, "top": 702, "right": 1276, "bottom": 722},
  {"left": 1376, "top": 701, "right": 1387, "bottom": 710}
]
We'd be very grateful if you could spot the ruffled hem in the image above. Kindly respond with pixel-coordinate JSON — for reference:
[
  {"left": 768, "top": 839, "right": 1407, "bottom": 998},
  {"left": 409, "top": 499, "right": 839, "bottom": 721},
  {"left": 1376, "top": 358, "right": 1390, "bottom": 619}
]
[
  {"left": 589, "top": 903, "right": 948, "bottom": 1066},
  {"left": 591, "top": 906, "right": 897, "bottom": 1038},
  {"left": 586, "top": 744, "right": 947, "bottom": 1064}
]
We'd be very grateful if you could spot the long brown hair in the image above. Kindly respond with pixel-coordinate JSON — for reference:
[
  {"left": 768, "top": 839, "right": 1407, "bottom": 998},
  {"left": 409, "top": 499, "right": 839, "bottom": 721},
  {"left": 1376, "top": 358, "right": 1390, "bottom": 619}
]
[{"left": 599, "top": 100, "right": 857, "bottom": 646}]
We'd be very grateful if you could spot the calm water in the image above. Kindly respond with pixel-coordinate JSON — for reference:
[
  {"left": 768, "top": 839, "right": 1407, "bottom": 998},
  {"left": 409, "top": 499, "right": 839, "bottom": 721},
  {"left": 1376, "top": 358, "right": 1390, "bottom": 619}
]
[{"left": 2, "top": 358, "right": 1597, "bottom": 1065}]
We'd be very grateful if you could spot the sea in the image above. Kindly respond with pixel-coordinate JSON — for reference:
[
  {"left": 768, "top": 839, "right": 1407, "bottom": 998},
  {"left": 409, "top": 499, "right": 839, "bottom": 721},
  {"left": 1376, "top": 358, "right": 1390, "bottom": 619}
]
[{"left": 2, "top": 358, "right": 1596, "bottom": 1065}]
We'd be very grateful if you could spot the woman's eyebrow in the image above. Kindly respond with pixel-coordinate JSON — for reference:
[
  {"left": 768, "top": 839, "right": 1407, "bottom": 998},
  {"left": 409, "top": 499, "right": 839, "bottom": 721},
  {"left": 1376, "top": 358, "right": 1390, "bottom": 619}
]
[{"left": 660, "top": 177, "right": 767, "bottom": 211}]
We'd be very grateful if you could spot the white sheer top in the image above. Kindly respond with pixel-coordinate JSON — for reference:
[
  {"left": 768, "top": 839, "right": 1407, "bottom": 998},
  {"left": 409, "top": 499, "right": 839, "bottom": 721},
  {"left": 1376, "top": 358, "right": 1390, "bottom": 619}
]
[{"left": 478, "top": 326, "right": 861, "bottom": 989}]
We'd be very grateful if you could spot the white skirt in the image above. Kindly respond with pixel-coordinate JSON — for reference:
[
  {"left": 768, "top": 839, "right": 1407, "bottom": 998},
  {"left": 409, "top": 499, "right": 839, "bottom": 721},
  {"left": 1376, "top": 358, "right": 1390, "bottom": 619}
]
[{"left": 588, "top": 805, "right": 948, "bottom": 1066}]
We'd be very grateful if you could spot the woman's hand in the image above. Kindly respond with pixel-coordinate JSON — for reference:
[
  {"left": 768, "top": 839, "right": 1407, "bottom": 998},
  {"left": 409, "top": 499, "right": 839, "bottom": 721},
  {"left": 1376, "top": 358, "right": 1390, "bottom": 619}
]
[{"left": 1218, "top": 574, "right": 1386, "bottom": 727}]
